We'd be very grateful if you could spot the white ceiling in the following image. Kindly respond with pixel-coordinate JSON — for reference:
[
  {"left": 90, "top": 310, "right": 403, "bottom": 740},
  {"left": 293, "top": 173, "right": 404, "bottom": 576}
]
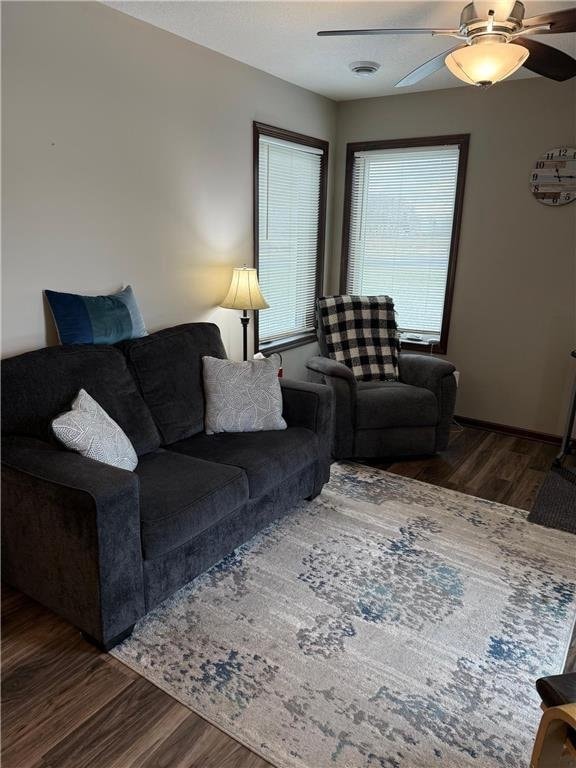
[{"left": 106, "top": 1, "right": 576, "bottom": 100}]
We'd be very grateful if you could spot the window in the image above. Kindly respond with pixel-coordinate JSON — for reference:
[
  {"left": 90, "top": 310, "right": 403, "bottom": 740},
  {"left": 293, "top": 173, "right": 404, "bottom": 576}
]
[
  {"left": 341, "top": 135, "right": 469, "bottom": 354},
  {"left": 254, "top": 122, "right": 328, "bottom": 353}
]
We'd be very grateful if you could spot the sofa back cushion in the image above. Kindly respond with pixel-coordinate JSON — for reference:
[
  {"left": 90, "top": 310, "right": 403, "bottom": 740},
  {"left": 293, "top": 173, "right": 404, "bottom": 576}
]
[
  {"left": 118, "top": 323, "right": 227, "bottom": 445},
  {"left": 1, "top": 345, "right": 161, "bottom": 456}
]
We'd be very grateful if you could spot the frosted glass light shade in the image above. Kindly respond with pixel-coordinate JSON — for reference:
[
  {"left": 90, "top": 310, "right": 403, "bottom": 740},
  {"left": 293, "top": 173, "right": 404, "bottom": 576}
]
[
  {"left": 220, "top": 267, "right": 269, "bottom": 311},
  {"left": 445, "top": 42, "right": 529, "bottom": 86}
]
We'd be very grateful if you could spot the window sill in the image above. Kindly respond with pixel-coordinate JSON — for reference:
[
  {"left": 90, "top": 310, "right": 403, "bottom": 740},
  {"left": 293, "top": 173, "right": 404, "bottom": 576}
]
[
  {"left": 400, "top": 339, "right": 446, "bottom": 355},
  {"left": 258, "top": 332, "right": 317, "bottom": 355}
]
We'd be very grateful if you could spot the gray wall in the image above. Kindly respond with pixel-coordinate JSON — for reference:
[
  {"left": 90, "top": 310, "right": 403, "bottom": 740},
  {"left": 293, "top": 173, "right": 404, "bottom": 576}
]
[
  {"left": 333, "top": 78, "right": 576, "bottom": 436},
  {"left": 2, "top": 1, "right": 334, "bottom": 376},
  {"left": 3, "top": 2, "right": 575, "bottom": 434}
]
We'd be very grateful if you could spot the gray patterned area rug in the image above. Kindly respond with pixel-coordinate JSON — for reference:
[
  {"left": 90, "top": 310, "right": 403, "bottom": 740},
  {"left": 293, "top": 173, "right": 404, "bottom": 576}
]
[{"left": 111, "top": 463, "right": 576, "bottom": 768}]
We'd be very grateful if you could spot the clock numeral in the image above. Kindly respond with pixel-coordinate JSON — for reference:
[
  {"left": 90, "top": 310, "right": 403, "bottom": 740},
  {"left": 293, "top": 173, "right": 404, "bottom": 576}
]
[
  {"left": 532, "top": 173, "right": 538, "bottom": 181},
  {"left": 546, "top": 152, "right": 554, "bottom": 159},
  {"left": 533, "top": 184, "right": 539, "bottom": 192},
  {"left": 559, "top": 149, "right": 567, "bottom": 158},
  {"left": 536, "top": 161, "right": 545, "bottom": 169}
]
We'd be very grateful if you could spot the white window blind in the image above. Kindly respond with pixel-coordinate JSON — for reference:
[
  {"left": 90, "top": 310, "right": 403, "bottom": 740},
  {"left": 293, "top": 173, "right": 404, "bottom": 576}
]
[
  {"left": 257, "top": 134, "right": 324, "bottom": 345},
  {"left": 346, "top": 144, "right": 460, "bottom": 336}
]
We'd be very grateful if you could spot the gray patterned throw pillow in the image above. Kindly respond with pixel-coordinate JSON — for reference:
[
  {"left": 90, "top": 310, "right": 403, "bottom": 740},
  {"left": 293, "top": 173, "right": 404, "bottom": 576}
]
[
  {"left": 203, "top": 357, "right": 287, "bottom": 435},
  {"left": 52, "top": 389, "right": 138, "bottom": 470}
]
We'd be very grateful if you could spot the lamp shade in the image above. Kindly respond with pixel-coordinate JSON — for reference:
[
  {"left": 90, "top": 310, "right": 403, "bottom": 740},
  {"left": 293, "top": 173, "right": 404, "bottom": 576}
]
[
  {"left": 220, "top": 267, "right": 269, "bottom": 311},
  {"left": 445, "top": 41, "right": 529, "bottom": 87}
]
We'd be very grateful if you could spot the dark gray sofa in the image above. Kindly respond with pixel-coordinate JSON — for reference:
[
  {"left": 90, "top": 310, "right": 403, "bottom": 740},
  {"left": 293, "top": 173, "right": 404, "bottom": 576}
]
[{"left": 1, "top": 323, "right": 333, "bottom": 649}]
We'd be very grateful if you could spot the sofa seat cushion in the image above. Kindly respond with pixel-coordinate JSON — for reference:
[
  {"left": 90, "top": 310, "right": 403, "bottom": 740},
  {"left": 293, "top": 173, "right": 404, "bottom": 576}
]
[
  {"left": 356, "top": 382, "right": 438, "bottom": 429},
  {"left": 136, "top": 450, "right": 248, "bottom": 559},
  {"left": 169, "top": 427, "right": 318, "bottom": 499}
]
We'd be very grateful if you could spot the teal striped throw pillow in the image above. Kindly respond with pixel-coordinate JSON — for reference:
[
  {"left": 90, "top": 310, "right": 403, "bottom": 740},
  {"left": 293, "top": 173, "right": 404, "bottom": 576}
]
[{"left": 45, "top": 285, "right": 148, "bottom": 345}]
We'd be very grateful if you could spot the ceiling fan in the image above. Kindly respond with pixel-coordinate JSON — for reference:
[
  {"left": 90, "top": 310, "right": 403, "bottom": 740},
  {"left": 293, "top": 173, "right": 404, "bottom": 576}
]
[{"left": 318, "top": 2, "right": 576, "bottom": 88}]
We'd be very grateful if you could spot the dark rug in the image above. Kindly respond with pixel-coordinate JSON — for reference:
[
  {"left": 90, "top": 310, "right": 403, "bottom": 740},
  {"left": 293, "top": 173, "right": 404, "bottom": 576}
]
[{"left": 529, "top": 465, "right": 576, "bottom": 534}]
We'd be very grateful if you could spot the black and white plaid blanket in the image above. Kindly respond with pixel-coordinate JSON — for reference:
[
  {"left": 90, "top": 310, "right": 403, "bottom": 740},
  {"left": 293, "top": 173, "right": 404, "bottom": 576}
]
[{"left": 318, "top": 295, "right": 400, "bottom": 381}]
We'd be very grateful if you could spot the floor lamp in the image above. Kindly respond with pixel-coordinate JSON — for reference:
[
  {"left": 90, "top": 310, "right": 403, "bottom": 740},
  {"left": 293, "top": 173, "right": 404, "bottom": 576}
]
[{"left": 220, "top": 267, "right": 269, "bottom": 361}]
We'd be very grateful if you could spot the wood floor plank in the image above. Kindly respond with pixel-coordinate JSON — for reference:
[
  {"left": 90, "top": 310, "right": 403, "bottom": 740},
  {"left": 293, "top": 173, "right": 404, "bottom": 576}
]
[
  {"left": 528, "top": 441, "right": 560, "bottom": 471},
  {"left": 1, "top": 607, "right": 75, "bottom": 675},
  {"left": 415, "top": 426, "right": 486, "bottom": 485},
  {"left": 509, "top": 436, "right": 542, "bottom": 456},
  {"left": 494, "top": 448, "right": 533, "bottom": 484},
  {"left": 1, "top": 592, "right": 60, "bottom": 646},
  {"left": 505, "top": 468, "right": 547, "bottom": 511},
  {"left": 1, "top": 428, "right": 565, "bottom": 768},
  {"left": 447, "top": 431, "right": 505, "bottom": 488},
  {"left": 461, "top": 435, "right": 517, "bottom": 492},
  {"left": 376, "top": 457, "right": 429, "bottom": 478},
  {"left": 472, "top": 476, "right": 513, "bottom": 504},
  {"left": 37, "top": 676, "right": 182, "bottom": 768},
  {"left": 136, "top": 711, "right": 273, "bottom": 768},
  {"left": 2, "top": 631, "right": 98, "bottom": 730},
  {"left": 2, "top": 654, "right": 134, "bottom": 768}
]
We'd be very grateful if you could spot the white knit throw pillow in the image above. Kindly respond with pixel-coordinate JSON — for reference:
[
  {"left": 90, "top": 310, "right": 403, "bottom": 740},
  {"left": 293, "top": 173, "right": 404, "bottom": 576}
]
[
  {"left": 203, "top": 357, "right": 287, "bottom": 435},
  {"left": 52, "top": 389, "right": 138, "bottom": 470}
]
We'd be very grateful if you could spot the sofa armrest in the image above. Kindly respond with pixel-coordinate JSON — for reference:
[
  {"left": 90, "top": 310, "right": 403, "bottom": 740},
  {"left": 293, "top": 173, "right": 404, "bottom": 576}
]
[
  {"left": 398, "top": 354, "right": 457, "bottom": 451},
  {"left": 306, "top": 356, "right": 356, "bottom": 460},
  {"left": 306, "top": 355, "right": 356, "bottom": 384},
  {"left": 280, "top": 379, "right": 334, "bottom": 478},
  {"left": 280, "top": 378, "right": 333, "bottom": 437},
  {"left": 1, "top": 436, "right": 145, "bottom": 648},
  {"left": 398, "top": 353, "right": 455, "bottom": 392}
]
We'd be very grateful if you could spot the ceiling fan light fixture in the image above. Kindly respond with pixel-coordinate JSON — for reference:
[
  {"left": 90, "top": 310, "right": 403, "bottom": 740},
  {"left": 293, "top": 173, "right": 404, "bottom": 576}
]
[{"left": 445, "top": 39, "right": 530, "bottom": 87}]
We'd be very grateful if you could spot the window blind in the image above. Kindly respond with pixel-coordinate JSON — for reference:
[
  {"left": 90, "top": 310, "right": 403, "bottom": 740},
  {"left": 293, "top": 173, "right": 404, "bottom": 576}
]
[
  {"left": 258, "top": 135, "right": 324, "bottom": 345},
  {"left": 346, "top": 144, "right": 460, "bottom": 336}
]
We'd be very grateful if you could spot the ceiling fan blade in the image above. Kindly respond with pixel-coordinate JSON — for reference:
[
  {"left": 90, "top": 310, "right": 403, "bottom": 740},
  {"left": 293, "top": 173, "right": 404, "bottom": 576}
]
[
  {"left": 317, "top": 28, "right": 457, "bottom": 37},
  {"left": 395, "top": 45, "right": 465, "bottom": 88},
  {"left": 507, "top": 1, "right": 525, "bottom": 23},
  {"left": 514, "top": 37, "right": 576, "bottom": 81},
  {"left": 522, "top": 7, "right": 576, "bottom": 34},
  {"left": 460, "top": 3, "right": 481, "bottom": 26}
]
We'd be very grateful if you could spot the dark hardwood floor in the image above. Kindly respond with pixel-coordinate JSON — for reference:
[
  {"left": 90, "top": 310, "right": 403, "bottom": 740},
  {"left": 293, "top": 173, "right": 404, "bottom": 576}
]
[
  {"left": 370, "top": 423, "right": 569, "bottom": 511},
  {"left": 1, "top": 426, "right": 570, "bottom": 768}
]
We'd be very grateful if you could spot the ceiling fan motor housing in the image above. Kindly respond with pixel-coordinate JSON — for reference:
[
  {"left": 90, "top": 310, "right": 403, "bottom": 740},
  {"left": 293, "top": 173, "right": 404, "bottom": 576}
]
[{"left": 459, "top": 11, "right": 523, "bottom": 43}]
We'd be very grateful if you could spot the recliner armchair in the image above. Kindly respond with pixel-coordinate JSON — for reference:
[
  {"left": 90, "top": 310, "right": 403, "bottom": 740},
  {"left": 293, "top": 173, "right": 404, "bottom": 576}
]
[{"left": 307, "top": 306, "right": 457, "bottom": 459}]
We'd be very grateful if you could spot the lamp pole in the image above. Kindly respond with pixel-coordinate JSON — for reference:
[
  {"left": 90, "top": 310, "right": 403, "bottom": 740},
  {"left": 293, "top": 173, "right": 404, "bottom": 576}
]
[{"left": 240, "top": 310, "right": 249, "bottom": 362}]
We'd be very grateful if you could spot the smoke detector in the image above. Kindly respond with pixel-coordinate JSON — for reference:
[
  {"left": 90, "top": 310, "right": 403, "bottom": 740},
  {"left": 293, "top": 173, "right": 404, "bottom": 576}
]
[{"left": 349, "top": 61, "right": 380, "bottom": 77}]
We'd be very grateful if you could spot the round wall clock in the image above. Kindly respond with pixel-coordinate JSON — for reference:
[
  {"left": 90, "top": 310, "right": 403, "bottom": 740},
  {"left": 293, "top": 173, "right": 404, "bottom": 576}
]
[{"left": 530, "top": 147, "right": 576, "bottom": 206}]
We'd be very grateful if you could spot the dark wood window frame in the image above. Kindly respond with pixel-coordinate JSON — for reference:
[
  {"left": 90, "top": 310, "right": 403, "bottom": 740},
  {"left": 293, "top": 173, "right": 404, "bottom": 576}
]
[
  {"left": 340, "top": 134, "right": 469, "bottom": 355},
  {"left": 253, "top": 121, "right": 329, "bottom": 355}
]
